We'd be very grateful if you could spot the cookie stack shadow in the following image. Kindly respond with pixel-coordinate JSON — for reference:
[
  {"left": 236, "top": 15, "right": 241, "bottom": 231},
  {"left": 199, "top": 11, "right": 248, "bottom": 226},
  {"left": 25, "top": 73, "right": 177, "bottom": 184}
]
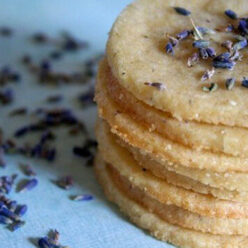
[{"left": 94, "top": 59, "right": 248, "bottom": 248}]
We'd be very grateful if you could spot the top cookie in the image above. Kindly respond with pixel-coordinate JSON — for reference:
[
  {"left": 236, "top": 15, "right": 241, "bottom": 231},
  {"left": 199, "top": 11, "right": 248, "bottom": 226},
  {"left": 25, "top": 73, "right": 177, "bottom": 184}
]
[{"left": 107, "top": 0, "right": 248, "bottom": 127}]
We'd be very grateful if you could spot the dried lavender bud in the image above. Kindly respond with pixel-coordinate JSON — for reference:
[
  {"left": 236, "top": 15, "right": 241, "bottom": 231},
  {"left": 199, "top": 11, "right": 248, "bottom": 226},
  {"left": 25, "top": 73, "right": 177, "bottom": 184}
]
[
  {"left": 32, "top": 33, "right": 48, "bottom": 43},
  {"left": 214, "top": 52, "right": 231, "bottom": 61},
  {"left": 165, "top": 42, "right": 174, "bottom": 55},
  {"left": 144, "top": 82, "right": 166, "bottom": 90},
  {"left": 197, "top": 26, "right": 215, "bottom": 35},
  {"left": 225, "top": 78, "right": 236, "bottom": 90},
  {"left": 0, "top": 215, "right": 12, "bottom": 224},
  {"left": 225, "top": 9, "right": 238, "bottom": 20},
  {"left": 173, "top": 7, "right": 191, "bottom": 16},
  {"left": 14, "top": 205, "right": 27, "bottom": 217},
  {"left": 49, "top": 229, "right": 60, "bottom": 245},
  {"left": 10, "top": 220, "right": 25, "bottom": 231},
  {"left": 168, "top": 36, "right": 178, "bottom": 47},
  {"left": 8, "top": 201, "right": 17, "bottom": 211},
  {"left": 199, "top": 48, "right": 208, "bottom": 60},
  {"left": 242, "top": 77, "right": 248, "bottom": 88},
  {"left": 56, "top": 176, "right": 74, "bottom": 190},
  {"left": 233, "top": 39, "right": 247, "bottom": 50},
  {"left": 229, "top": 49, "right": 242, "bottom": 61},
  {"left": 0, "top": 207, "right": 18, "bottom": 220},
  {"left": 71, "top": 194, "right": 93, "bottom": 201},
  {"left": 9, "top": 107, "right": 27, "bottom": 116},
  {"left": 0, "top": 88, "right": 14, "bottom": 105},
  {"left": 212, "top": 60, "right": 235, "bottom": 70},
  {"left": 187, "top": 53, "right": 199, "bottom": 67},
  {"left": 73, "top": 147, "right": 91, "bottom": 158},
  {"left": 206, "top": 47, "right": 216, "bottom": 58},
  {"left": 202, "top": 83, "right": 218, "bottom": 92},
  {"left": 49, "top": 51, "right": 62, "bottom": 60},
  {"left": 225, "top": 24, "right": 234, "bottom": 32},
  {"left": 0, "top": 27, "right": 12, "bottom": 37},
  {"left": 20, "top": 164, "right": 36, "bottom": 177},
  {"left": 38, "top": 237, "right": 51, "bottom": 248},
  {"left": 176, "top": 30, "right": 190, "bottom": 40},
  {"left": 18, "top": 178, "right": 38, "bottom": 193},
  {"left": 78, "top": 87, "right": 95, "bottom": 106},
  {"left": 238, "top": 19, "right": 248, "bottom": 35},
  {"left": 21, "top": 55, "right": 32, "bottom": 65},
  {"left": 193, "top": 40, "right": 210, "bottom": 48},
  {"left": 201, "top": 68, "right": 215, "bottom": 81}
]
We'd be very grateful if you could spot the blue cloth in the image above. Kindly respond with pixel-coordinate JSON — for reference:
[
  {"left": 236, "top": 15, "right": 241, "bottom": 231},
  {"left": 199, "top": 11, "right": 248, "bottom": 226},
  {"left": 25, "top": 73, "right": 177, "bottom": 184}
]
[{"left": 0, "top": 1, "right": 171, "bottom": 247}]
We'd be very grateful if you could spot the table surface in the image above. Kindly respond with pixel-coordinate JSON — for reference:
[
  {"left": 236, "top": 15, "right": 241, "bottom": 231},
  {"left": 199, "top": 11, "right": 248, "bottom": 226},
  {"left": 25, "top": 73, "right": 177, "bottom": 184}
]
[{"left": 0, "top": 1, "right": 171, "bottom": 247}]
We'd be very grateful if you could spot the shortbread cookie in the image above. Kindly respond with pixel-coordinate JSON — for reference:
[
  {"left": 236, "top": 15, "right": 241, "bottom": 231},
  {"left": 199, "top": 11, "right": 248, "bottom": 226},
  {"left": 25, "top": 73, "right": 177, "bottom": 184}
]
[
  {"left": 107, "top": 0, "right": 248, "bottom": 127},
  {"left": 95, "top": 153, "right": 248, "bottom": 248}
]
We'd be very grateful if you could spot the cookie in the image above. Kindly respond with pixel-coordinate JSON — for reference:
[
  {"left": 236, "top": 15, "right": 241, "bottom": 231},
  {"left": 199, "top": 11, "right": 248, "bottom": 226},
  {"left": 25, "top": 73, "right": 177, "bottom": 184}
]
[
  {"left": 95, "top": 153, "right": 248, "bottom": 248},
  {"left": 107, "top": 0, "right": 248, "bottom": 127}
]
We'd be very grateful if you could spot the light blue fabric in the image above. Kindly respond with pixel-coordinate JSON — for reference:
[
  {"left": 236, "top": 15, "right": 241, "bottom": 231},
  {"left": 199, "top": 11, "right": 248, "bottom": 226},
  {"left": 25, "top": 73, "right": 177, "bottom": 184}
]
[{"left": 0, "top": 1, "right": 172, "bottom": 247}]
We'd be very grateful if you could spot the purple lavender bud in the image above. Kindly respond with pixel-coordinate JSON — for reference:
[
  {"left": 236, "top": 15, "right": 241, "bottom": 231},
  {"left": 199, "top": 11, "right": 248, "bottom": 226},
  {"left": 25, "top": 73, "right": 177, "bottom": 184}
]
[
  {"left": 173, "top": 7, "right": 191, "bottom": 16},
  {"left": 8, "top": 201, "right": 17, "bottom": 211},
  {"left": 18, "top": 178, "right": 38, "bottom": 193},
  {"left": 214, "top": 52, "right": 231, "bottom": 62},
  {"left": 176, "top": 30, "right": 190, "bottom": 40},
  {"left": 10, "top": 220, "right": 25, "bottom": 231},
  {"left": 14, "top": 126, "right": 30, "bottom": 137},
  {"left": 238, "top": 19, "right": 248, "bottom": 35},
  {"left": 46, "top": 148, "right": 56, "bottom": 162},
  {"left": 0, "top": 207, "right": 18, "bottom": 220},
  {"left": 0, "top": 215, "right": 12, "bottom": 224},
  {"left": 212, "top": 60, "right": 235, "bottom": 70},
  {"left": 15, "top": 204, "right": 28, "bottom": 217},
  {"left": 193, "top": 40, "right": 210, "bottom": 48},
  {"left": 225, "top": 9, "right": 238, "bottom": 20},
  {"left": 38, "top": 237, "right": 51, "bottom": 248},
  {"left": 72, "top": 194, "right": 93, "bottom": 201},
  {"left": 233, "top": 39, "right": 247, "bottom": 50},
  {"left": 199, "top": 48, "right": 208, "bottom": 59},
  {"left": 165, "top": 42, "right": 174, "bottom": 55},
  {"left": 206, "top": 47, "right": 216, "bottom": 58}
]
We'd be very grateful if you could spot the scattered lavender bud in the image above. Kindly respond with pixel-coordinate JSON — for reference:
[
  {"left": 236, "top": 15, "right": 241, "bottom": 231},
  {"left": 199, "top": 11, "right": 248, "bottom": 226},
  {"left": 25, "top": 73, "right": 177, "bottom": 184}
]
[
  {"left": 229, "top": 49, "right": 242, "bottom": 61},
  {"left": 9, "top": 107, "right": 27, "bottom": 116},
  {"left": 18, "top": 178, "right": 38, "bottom": 193},
  {"left": 202, "top": 83, "right": 218, "bottom": 92},
  {"left": 199, "top": 48, "right": 208, "bottom": 60},
  {"left": 201, "top": 68, "right": 215, "bottom": 81},
  {"left": 168, "top": 36, "right": 178, "bottom": 47},
  {"left": 73, "top": 147, "right": 91, "bottom": 158},
  {"left": 21, "top": 55, "right": 32, "bottom": 65},
  {"left": 233, "top": 39, "right": 247, "bottom": 50},
  {"left": 173, "top": 7, "right": 191, "bottom": 16},
  {"left": 0, "top": 207, "right": 18, "bottom": 220},
  {"left": 20, "top": 164, "right": 36, "bottom": 177},
  {"left": 32, "top": 33, "right": 48, "bottom": 43},
  {"left": 187, "top": 53, "right": 199, "bottom": 67},
  {"left": 56, "top": 176, "right": 74, "bottom": 190},
  {"left": 242, "top": 77, "right": 248, "bottom": 88},
  {"left": 225, "top": 9, "right": 238, "bottom": 20},
  {"left": 14, "top": 126, "right": 30, "bottom": 137},
  {"left": 206, "top": 47, "right": 216, "bottom": 58},
  {"left": 225, "top": 78, "right": 236, "bottom": 90},
  {"left": 238, "top": 19, "right": 248, "bottom": 35},
  {"left": 10, "top": 220, "right": 25, "bottom": 231},
  {"left": 197, "top": 26, "right": 215, "bottom": 35},
  {"left": 0, "top": 27, "right": 13, "bottom": 37},
  {"left": 212, "top": 60, "right": 235, "bottom": 70},
  {"left": 225, "top": 24, "right": 234, "bottom": 32},
  {"left": 71, "top": 194, "right": 93, "bottom": 201},
  {"left": 0, "top": 215, "right": 12, "bottom": 224},
  {"left": 15, "top": 205, "right": 28, "bottom": 217},
  {"left": 38, "top": 237, "right": 51, "bottom": 248},
  {"left": 176, "top": 30, "right": 190, "bottom": 40},
  {"left": 8, "top": 201, "right": 17, "bottom": 211},
  {"left": 165, "top": 42, "right": 174, "bottom": 55},
  {"left": 144, "top": 82, "right": 166, "bottom": 90},
  {"left": 193, "top": 40, "right": 210, "bottom": 48}
]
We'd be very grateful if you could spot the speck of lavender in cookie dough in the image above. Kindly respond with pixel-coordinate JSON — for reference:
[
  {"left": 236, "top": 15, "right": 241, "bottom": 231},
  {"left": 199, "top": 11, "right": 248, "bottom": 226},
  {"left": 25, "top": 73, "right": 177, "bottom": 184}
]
[
  {"left": 201, "top": 68, "right": 215, "bottom": 81},
  {"left": 173, "top": 7, "right": 191, "bottom": 16},
  {"left": 202, "top": 83, "right": 218, "bottom": 92},
  {"left": 225, "top": 78, "right": 236, "bottom": 90},
  {"left": 18, "top": 178, "right": 38, "bottom": 193},
  {"left": 165, "top": 42, "right": 174, "bottom": 55},
  {"left": 193, "top": 40, "right": 210, "bottom": 49},
  {"left": 144, "top": 82, "right": 166, "bottom": 90}
]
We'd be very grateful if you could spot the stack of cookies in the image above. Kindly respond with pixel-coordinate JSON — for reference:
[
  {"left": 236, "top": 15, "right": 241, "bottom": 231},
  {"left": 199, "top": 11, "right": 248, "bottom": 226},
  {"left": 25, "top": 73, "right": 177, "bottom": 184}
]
[{"left": 94, "top": 0, "right": 248, "bottom": 247}]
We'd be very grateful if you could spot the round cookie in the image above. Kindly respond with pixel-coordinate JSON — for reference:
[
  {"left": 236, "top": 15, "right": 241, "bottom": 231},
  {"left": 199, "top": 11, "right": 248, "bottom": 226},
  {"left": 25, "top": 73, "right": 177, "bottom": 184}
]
[
  {"left": 95, "top": 74, "right": 248, "bottom": 173},
  {"left": 95, "top": 153, "right": 248, "bottom": 248},
  {"left": 107, "top": 0, "right": 248, "bottom": 127},
  {"left": 99, "top": 59, "right": 248, "bottom": 158},
  {"left": 110, "top": 163, "right": 248, "bottom": 235},
  {"left": 96, "top": 119, "right": 248, "bottom": 219}
]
